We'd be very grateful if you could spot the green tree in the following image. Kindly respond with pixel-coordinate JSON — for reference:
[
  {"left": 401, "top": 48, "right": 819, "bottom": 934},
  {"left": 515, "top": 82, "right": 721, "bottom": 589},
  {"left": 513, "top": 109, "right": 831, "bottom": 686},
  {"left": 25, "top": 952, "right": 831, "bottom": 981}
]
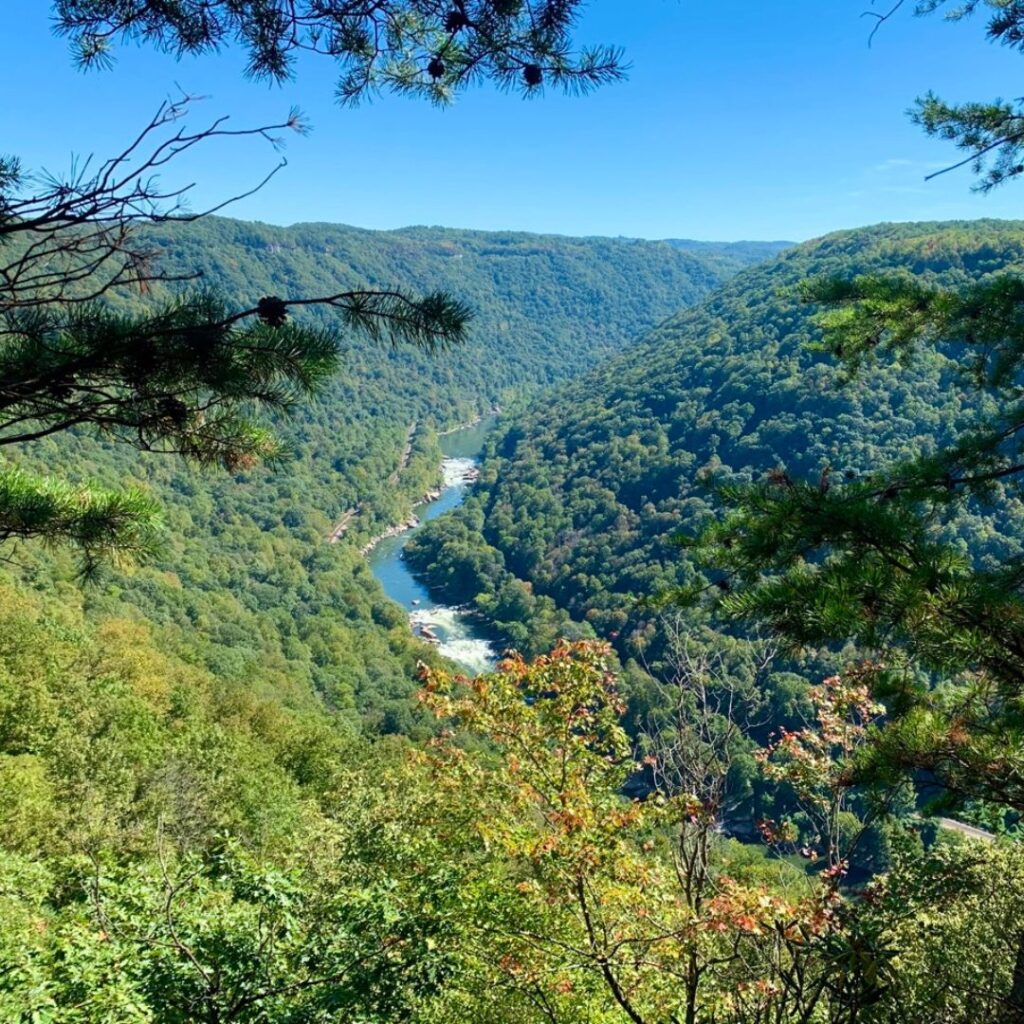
[
  {"left": 873, "top": 0, "right": 1024, "bottom": 191},
  {"left": 54, "top": 0, "right": 625, "bottom": 101},
  {"left": 420, "top": 642, "right": 881, "bottom": 1024},
  {"left": 2, "top": 1, "right": 623, "bottom": 569},
  {"left": 689, "top": 271, "right": 1024, "bottom": 813},
  {"left": 683, "top": 0, "right": 1024, "bottom": 834},
  {"left": 0, "top": 98, "right": 467, "bottom": 571}
]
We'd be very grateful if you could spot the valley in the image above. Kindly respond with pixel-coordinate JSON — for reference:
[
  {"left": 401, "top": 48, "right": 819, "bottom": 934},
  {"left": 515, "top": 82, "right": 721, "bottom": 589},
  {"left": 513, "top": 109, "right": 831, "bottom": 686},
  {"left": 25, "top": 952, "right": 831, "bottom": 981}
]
[
  {"left": 408, "top": 220, "right": 1024, "bottom": 669},
  {"left": 367, "top": 418, "right": 498, "bottom": 674},
  {"left": 0, "top": 217, "right": 767, "bottom": 734},
  {"left": 6, "top": 2, "right": 1024, "bottom": 1010},
  {"left": 5, "top": 208, "right": 1024, "bottom": 1020}
]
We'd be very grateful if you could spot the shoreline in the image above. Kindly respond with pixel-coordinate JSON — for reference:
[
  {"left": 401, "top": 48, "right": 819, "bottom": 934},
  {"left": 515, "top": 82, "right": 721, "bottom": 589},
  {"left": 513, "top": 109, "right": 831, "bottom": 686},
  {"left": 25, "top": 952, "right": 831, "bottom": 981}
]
[
  {"left": 358, "top": 489, "right": 437, "bottom": 556},
  {"left": 437, "top": 406, "right": 500, "bottom": 436},
  {"left": 359, "top": 457, "right": 479, "bottom": 556},
  {"left": 329, "top": 411, "right": 495, "bottom": 552},
  {"left": 364, "top": 437, "right": 499, "bottom": 674}
]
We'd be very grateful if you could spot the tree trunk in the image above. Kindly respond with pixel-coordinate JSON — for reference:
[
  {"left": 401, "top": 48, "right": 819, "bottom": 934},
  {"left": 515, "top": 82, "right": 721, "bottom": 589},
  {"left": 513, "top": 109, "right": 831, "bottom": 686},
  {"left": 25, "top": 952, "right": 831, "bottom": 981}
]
[
  {"left": 685, "top": 950, "right": 698, "bottom": 1024},
  {"left": 1005, "top": 931, "right": 1024, "bottom": 1024}
]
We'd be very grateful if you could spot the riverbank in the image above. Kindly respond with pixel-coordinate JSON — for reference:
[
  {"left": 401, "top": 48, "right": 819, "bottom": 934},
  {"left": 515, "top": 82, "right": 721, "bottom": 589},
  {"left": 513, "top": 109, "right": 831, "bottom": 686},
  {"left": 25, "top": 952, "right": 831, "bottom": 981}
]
[
  {"left": 437, "top": 407, "right": 500, "bottom": 436},
  {"left": 328, "top": 413, "right": 491, "bottom": 550},
  {"left": 359, "top": 500, "right": 432, "bottom": 557},
  {"left": 358, "top": 460, "right": 480, "bottom": 556},
  {"left": 365, "top": 419, "right": 498, "bottom": 675}
]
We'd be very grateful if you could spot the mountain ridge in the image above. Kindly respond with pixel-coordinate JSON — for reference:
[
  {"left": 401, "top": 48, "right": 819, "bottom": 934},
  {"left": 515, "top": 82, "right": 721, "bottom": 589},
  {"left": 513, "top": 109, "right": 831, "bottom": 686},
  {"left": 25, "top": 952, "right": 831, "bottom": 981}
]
[
  {"left": 406, "top": 218, "right": 1024, "bottom": 662},
  {"left": 1, "top": 213, "right": 777, "bottom": 730}
]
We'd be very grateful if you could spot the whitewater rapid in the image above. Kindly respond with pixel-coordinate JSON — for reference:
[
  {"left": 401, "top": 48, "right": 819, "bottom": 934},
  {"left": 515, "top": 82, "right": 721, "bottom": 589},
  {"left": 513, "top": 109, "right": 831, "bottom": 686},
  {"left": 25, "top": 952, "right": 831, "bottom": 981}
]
[{"left": 366, "top": 425, "right": 498, "bottom": 676}]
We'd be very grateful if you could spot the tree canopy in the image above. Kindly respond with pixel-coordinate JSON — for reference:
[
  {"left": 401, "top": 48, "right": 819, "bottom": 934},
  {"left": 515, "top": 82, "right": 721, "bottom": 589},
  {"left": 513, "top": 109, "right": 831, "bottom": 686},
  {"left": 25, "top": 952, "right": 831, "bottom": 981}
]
[
  {"left": 0, "top": 0, "right": 630, "bottom": 571},
  {"left": 903, "top": 0, "right": 1024, "bottom": 191},
  {"left": 54, "top": 0, "right": 625, "bottom": 102},
  {"left": 5, "top": 4, "right": 1024, "bottom": 1021}
]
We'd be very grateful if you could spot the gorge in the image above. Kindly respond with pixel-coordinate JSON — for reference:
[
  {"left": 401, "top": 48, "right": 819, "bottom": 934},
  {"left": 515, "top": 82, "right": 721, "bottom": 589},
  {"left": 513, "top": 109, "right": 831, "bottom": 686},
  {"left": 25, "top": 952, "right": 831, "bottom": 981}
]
[
  {"left": 367, "top": 419, "right": 498, "bottom": 675},
  {"left": 8, "top": 3, "right": 1024, "bottom": 1018}
]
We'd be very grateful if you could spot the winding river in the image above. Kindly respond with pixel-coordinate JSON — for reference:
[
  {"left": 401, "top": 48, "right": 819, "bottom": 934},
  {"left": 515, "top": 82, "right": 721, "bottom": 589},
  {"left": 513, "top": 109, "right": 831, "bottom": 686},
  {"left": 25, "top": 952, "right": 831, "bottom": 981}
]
[{"left": 367, "top": 419, "right": 498, "bottom": 675}]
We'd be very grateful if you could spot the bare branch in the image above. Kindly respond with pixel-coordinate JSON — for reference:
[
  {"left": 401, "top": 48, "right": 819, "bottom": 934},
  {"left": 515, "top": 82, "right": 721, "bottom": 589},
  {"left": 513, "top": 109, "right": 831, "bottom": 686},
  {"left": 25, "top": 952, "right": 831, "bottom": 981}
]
[{"left": 0, "top": 94, "right": 304, "bottom": 313}]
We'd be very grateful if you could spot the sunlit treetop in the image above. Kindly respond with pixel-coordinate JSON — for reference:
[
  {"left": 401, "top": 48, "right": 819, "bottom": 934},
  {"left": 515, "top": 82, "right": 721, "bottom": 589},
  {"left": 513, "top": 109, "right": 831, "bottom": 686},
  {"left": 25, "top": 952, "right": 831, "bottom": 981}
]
[{"left": 53, "top": 0, "right": 626, "bottom": 104}]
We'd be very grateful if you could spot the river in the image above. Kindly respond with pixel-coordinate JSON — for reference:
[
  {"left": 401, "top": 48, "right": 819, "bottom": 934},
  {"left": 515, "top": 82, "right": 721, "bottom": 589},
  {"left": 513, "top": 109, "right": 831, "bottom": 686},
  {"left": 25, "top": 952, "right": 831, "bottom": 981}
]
[{"left": 367, "top": 419, "right": 498, "bottom": 675}]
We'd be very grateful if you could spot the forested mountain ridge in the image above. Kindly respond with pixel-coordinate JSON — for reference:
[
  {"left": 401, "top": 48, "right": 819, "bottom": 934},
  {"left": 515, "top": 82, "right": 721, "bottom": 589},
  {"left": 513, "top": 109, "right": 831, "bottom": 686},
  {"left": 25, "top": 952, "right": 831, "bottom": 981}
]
[
  {"left": 665, "top": 237, "right": 795, "bottom": 266},
  {"left": 9, "top": 1, "right": 1024, "bottom": 1015},
  {"left": 407, "top": 219, "right": 1024, "bottom": 660},
  {"left": 0, "top": 217, "right": 774, "bottom": 733},
  {"left": 136, "top": 217, "right": 786, "bottom": 394}
]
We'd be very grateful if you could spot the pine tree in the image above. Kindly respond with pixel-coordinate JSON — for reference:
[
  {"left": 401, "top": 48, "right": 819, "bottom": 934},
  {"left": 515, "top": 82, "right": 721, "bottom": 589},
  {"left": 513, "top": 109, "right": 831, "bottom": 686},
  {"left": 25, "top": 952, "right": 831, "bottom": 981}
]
[
  {"left": 4, "top": 2, "right": 622, "bottom": 571},
  {"left": 684, "top": 0, "right": 1024, "bottom": 818},
  {"left": 53, "top": 0, "right": 625, "bottom": 102},
  {"left": 1, "top": 100, "right": 469, "bottom": 572},
  {"left": 687, "top": 273, "right": 1024, "bottom": 812},
  {"left": 867, "top": 1, "right": 1024, "bottom": 190}
]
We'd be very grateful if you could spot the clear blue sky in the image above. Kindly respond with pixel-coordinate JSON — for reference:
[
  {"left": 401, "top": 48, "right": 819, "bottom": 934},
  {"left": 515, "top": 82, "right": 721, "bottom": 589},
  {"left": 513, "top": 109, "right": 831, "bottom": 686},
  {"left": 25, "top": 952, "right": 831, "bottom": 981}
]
[{"left": 4, "top": 0, "right": 1023, "bottom": 241}]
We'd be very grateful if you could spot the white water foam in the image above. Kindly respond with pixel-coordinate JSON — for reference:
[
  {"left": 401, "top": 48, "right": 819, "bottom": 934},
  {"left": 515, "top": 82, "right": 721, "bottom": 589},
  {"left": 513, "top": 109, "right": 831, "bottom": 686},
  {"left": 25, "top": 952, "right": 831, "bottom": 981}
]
[
  {"left": 442, "top": 457, "right": 478, "bottom": 488},
  {"left": 410, "top": 606, "right": 497, "bottom": 675},
  {"left": 437, "top": 637, "right": 497, "bottom": 675}
]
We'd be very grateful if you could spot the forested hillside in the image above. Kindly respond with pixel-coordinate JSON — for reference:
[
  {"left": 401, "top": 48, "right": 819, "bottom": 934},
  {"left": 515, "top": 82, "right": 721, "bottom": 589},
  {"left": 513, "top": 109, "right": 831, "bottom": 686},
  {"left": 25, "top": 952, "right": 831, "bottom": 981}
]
[
  {"left": 407, "top": 220, "right": 1024, "bottom": 661},
  {"left": 11, "top": 0, "right": 1024, "bottom": 1016},
  {"left": 138, "top": 219, "right": 788, "bottom": 393},
  {"left": 0, "top": 218, "right": 772, "bottom": 732}
]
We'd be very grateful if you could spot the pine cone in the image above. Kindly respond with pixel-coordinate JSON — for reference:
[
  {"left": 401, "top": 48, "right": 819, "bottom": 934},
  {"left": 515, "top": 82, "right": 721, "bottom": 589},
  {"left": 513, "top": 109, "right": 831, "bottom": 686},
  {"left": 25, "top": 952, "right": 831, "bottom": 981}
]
[
  {"left": 445, "top": 9, "right": 469, "bottom": 32},
  {"left": 159, "top": 397, "right": 189, "bottom": 427},
  {"left": 256, "top": 296, "right": 288, "bottom": 327}
]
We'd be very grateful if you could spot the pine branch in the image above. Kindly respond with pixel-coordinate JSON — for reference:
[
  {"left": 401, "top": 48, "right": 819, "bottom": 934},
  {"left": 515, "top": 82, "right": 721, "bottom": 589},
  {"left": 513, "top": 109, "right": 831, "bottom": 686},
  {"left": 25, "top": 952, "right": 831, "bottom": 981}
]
[
  {"left": 53, "top": 1, "right": 627, "bottom": 104},
  {"left": 0, "top": 464, "right": 163, "bottom": 575}
]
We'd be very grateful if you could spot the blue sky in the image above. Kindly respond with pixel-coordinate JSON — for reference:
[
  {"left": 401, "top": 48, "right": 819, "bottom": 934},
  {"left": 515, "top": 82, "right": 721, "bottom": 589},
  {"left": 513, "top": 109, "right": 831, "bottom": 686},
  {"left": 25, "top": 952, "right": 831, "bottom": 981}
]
[{"left": 4, "top": 0, "right": 1023, "bottom": 241}]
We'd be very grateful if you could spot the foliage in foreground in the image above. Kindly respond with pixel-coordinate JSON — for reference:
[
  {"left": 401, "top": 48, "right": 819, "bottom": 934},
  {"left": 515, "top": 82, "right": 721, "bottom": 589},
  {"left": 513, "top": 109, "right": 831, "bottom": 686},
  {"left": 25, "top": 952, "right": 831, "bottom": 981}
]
[
  {"left": 417, "top": 642, "right": 1024, "bottom": 1024},
  {"left": 55, "top": 0, "right": 625, "bottom": 105},
  {"left": 1, "top": 618, "right": 1018, "bottom": 1023},
  {"left": 689, "top": 267, "right": 1024, "bottom": 815},
  {"left": 0, "top": 579, "right": 481, "bottom": 1021}
]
